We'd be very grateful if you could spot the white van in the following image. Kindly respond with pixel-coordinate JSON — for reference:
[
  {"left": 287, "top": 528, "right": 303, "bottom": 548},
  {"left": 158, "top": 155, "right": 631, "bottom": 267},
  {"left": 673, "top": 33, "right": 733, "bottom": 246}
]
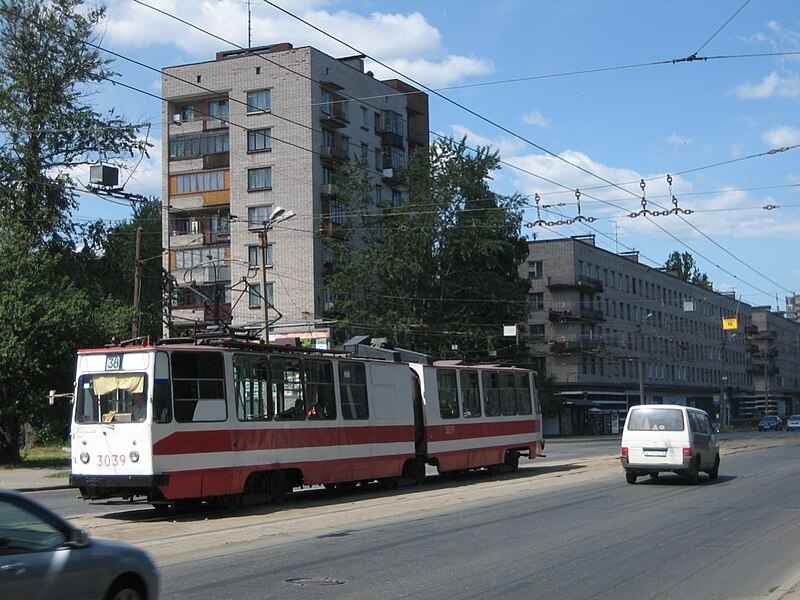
[{"left": 620, "top": 404, "right": 720, "bottom": 484}]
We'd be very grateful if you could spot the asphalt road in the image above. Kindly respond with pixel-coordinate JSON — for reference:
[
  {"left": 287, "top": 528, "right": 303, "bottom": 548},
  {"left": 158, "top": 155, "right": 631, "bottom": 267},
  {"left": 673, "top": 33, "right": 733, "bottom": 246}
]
[{"left": 28, "top": 432, "right": 800, "bottom": 600}]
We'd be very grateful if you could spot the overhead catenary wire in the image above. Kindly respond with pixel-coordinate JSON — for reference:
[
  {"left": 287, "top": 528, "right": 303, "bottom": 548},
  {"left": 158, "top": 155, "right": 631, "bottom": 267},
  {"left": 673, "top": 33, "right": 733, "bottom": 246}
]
[
  {"left": 256, "top": 0, "right": 790, "bottom": 301},
  {"left": 2, "top": 2, "right": 793, "bottom": 306}
]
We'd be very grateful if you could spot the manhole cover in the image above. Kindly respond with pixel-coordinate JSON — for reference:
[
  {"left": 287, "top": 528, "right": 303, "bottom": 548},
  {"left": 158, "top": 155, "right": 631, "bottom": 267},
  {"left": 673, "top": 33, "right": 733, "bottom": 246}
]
[{"left": 285, "top": 577, "right": 345, "bottom": 587}]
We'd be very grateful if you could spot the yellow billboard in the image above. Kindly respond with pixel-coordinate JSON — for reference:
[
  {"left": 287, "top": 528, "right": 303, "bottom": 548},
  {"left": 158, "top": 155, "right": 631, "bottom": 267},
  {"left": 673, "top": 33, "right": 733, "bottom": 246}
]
[{"left": 722, "top": 317, "right": 738, "bottom": 331}]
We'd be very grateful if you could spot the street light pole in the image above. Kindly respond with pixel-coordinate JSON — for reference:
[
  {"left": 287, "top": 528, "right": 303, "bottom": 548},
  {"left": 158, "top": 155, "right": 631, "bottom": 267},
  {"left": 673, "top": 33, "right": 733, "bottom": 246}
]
[
  {"left": 259, "top": 206, "right": 295, "bottom": 343},
  {"left": 636, "top": 312, "right": 653, "bottom": 407},
  {"left": 720, "top": 335, "right": 727, "bottom": 429}
]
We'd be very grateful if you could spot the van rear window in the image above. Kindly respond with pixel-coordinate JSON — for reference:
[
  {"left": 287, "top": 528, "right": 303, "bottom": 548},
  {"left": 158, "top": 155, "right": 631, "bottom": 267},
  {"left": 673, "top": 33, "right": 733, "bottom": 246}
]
[{"left": 627, "top": 408, "right": 685, "bottom": 431}]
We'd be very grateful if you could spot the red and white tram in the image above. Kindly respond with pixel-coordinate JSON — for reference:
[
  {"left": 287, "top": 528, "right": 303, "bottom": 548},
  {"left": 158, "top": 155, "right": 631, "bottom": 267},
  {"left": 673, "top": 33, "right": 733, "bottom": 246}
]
[{"left": 69, "top": 337, "right": 543, "bottom": 508}]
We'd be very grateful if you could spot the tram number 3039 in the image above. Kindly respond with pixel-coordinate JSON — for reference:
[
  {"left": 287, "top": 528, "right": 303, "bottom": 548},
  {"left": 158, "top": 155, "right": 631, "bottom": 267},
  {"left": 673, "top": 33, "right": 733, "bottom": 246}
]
[{"left": 95, "top": 454, "right": 127, "bottom": 467}]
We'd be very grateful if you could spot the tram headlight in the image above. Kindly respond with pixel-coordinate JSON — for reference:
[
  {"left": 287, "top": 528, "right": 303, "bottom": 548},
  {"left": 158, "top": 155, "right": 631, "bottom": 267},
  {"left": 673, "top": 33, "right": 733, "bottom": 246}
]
[
  {"left": 129, "top": 451, "right": 140, "bottom": 463},
  {"left": 79, "top": 452, "right": 90, "bottom": 464}
]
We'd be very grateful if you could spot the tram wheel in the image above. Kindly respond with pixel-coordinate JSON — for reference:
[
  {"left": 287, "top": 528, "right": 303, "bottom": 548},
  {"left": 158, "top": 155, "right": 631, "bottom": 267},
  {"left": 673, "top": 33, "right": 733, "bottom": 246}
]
[
  {"left": 269, "top": 470, "right": 289, "bottom": 503},
  {"left": 505, "top": 450, "right": 520, "bottom": 472}
]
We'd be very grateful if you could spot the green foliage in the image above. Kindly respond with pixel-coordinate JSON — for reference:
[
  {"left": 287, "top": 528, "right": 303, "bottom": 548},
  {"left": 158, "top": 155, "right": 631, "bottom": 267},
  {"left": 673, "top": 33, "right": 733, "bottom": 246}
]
[
  {"left": 537, "top": 374, "right": 562, "bottom": 418},
  {"left": 0, "top": 0, "right": 152, "bottom": 461},
  {"left": 664, "top": 250, "right": 711, "bottom": 287},
  {"left": 323, "top": 136, "right": 530, "bottom": 359}
]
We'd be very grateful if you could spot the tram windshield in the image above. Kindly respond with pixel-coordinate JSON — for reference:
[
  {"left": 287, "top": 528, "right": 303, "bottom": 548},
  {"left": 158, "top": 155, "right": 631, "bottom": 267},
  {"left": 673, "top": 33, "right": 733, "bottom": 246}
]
[{"left": 74, "top": 373, "right": 148, "bottom": 424}]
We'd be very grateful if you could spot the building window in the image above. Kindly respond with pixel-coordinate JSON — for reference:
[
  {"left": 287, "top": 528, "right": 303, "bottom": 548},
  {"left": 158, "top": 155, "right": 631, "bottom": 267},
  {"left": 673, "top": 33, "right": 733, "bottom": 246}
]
[
  {"left": 247, "top": 205, "right": 273, "bottom": 230},
  {"left": 528, "top": 260, "right": 543, "bottom": 279},
  {"left": 374, "top": 147, "right": 382, "bottom": 170},
  {"left": 174, "top": 170, "right": 225, "bottom": 194},
  {"left": 528, "top": 293, "right": 544, "bottom": 310},
  {"left": 321, "top": 89, "right": 334, "bottom": 114},
  {"left": 246, "top": 89, "right": 271, "bottom": 113},
  {"left": 208, "top": 99, "right": 228, "bottom": 125},
  {"left": 247, "top": 167, "right": 272, "bottom": 191},
  {"left": 179, "top": 104, "right": 195, "bottom": 121},
  {"left": 360, "top": 106, "right": 368, "bottom": 128},
  {"left": 391, "top": 189, "right": 403, "bottom": 207},
  {"left": 388, "top": 146, "right": 405, "bottom": 169},
  {"left": 174, "top": 246, "right": 226, "bottom": 270},
  {"left": 249, "top": 282, "right": 274, "bottom": 308},
  {"left": 248, "top": 244, "right": 272, "bottom": 267},
  {"left": 530, "top": 324, "right": 546, "bottom": 340},
  {"left": 247, "top": 128, "right": 272, "bottom": 152},
  {"left": 169, "top": 132, "right": 228, "bottom": 158}
]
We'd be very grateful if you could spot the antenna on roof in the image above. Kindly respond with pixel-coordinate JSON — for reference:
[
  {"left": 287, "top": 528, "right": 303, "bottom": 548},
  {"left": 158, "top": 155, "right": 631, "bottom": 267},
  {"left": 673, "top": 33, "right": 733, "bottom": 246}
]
[{"left": 247, "top": 0, "right": 252, "bottom": 49}]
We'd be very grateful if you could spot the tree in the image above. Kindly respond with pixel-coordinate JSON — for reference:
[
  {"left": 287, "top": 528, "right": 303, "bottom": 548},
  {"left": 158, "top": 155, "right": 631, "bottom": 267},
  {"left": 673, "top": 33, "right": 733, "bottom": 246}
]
[
  {"left": 664, "top": 251, "right": 711, "bottom": 287},
  {"left": 0, "top": 0, "right": 150, "bottom": 461},
  {"left": 90, "top": 200, "right": 166, "bottom": 341},
  {"left": 323, "top": 137, "right": 530, "bottom": 359}
]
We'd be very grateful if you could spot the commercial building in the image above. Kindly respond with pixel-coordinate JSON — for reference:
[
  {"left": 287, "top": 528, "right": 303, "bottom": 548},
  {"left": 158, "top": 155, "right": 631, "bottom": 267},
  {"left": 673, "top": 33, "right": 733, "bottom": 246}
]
[
  {"left": 522, "top": 236, "right": 800, "bottom": 435},
  {"left": 161, "top": 43, "right": 428, "bottom": 347}
]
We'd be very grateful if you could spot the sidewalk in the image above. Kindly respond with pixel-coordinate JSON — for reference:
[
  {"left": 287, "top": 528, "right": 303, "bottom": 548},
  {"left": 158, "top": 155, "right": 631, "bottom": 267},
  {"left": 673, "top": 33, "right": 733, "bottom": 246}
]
[{"left": 0, "top": 466, "right": 72, "bottom": 492}]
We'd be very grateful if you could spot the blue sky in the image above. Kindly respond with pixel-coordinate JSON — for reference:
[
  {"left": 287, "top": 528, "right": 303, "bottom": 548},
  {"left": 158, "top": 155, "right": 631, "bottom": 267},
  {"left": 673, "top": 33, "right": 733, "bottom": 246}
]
[{"left": 78, "top": 0, "right": 800, "bottom": 309}]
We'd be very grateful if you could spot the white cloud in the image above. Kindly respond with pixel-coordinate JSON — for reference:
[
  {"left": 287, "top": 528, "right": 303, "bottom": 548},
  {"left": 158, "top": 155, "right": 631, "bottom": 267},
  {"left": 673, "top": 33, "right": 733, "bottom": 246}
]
[
  {"left": 368, "top": 55, "right": 494, "bottom": 89},
  {"left": 666, "top": 133, "right": 693, "bottom": 146},
  {"left": 761, "top": 126, "right": 800, "bottom": 147},
  {"left": 522, "top": 111, "right": 549, "bottom": 129},
  {"left": 733, "top": 71, "right": 800, "bottom": 99},
  {"left": 104, "top": 1, "right": 491, "bottom": 87},
  {"left": 445, "top": 125, "right": 528, "bottom": 162}
]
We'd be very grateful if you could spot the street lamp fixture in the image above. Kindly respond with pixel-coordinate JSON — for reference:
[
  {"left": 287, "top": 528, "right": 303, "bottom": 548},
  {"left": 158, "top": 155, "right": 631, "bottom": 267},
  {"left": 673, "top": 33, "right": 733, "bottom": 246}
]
[
  {"left": 259, "top": 206, "right": 296, "bottom": 343},
  {"left": 636, "top": 312, "right": 653, "bottom": 407}
]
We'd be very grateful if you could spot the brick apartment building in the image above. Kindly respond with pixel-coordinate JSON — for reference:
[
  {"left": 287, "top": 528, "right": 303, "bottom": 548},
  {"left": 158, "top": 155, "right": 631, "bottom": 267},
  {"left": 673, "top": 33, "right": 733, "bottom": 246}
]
[
  {"left": 161, "top": 43, "right": 428, "bottom": 347},
  {"left": 523, "top": 236, "right": 800, "bottom": 435}
]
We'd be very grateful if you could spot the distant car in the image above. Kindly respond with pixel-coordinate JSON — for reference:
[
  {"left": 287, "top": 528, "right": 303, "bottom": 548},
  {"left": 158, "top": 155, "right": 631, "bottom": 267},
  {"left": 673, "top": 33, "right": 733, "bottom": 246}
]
[
  {"left": 0, "top": 489, "right": 159, "bottom": 600},
  {"left": 758, "top": 415, "right": 783, "bottom": 431},
  {"left": 786, "top": 415, "right": 800, "bottom": 431}
]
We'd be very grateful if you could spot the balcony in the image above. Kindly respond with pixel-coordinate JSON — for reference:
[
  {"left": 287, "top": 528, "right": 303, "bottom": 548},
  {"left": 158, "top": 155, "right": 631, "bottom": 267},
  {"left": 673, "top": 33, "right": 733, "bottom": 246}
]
[
  {"left": 746, "top": 325, "right": 777, "bottom": 340},
  {"left": 547, "top": 275, "right": 604, "bottom": 293},
  {"left": 318, "top": 218, "right": 347, "bottom": 240},
  {"left": 203, "top": 152, "right": 229, "bottom": 169},
  {"left": 381, "top": 168, "right": 401, "bottom": 185},
  {"left": 320, "top": 145, "right": 347, "bottom": 163},
  {"left": 551, "top": 338, "right": 605, "bottom": 354},
  {"left": 549, "top": 307, "right": 605, "bottom": 323},
  {"left": 204, "top": 302, "right": 232, "bottom": 323},
  {"left": 320, "top": 107, "right": 348, "bottom": 128}
]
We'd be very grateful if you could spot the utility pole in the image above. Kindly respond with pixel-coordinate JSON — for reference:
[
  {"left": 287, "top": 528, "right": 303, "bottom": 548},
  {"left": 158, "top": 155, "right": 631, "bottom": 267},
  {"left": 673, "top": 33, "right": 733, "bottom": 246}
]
[
  {"left": 258, "top": 206, "right": 296, "bottom": 343},
  {"left": 259, "top": 226, "right": 270, "bottom": 343},
  {"left": 720, "top": 335, "right": 727, "bottom": 429},
  {"left": 131, "top": 226, "right": 142, "bottom": 338}
]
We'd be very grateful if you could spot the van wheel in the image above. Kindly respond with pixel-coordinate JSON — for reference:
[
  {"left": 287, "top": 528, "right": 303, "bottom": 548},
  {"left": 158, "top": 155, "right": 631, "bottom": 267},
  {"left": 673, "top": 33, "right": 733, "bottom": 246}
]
[
  {"left": 685, "top": 458, "right": 699, "bottom": 485},
  {"left": 625, "top": 471, "right": 637, "bottom": 484},
  {"left": 708, "top": 455, "right": 720, "bottom": 480}
]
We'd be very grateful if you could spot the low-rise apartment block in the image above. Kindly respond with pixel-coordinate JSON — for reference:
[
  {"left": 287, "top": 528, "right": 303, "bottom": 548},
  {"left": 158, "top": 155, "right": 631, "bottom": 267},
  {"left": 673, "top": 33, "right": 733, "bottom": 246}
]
[{"left": 523, "top": 236, "right": 800, "bottom": 435}]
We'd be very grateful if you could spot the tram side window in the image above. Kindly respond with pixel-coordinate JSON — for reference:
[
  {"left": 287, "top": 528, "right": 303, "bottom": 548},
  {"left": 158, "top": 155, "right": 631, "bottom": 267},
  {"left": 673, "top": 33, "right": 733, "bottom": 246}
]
[
  {"left": 273, "top": 357, "right": 305, "bottom": 420},
  {"left": 500, "top": 372, "right": 517, "bottom": 416},
  {"left": 460, "top": 370, "right": 481, "bottom": 418},
  {"left": 233, "top": 354, "right": 272, "bottom": 421},
  {"left": 339, "top": 362, "right": 368, "bottom": 420},
  {"left": 305, "top": 359, "right": 336, "bottom": 420},
  {"left": 171, "top": 352, "right": 227, "bottom": 422},
  {"left": 515, "top": 373, "right": 533, "bottom": 415},
  {"left": 437, "top": 369, "right": 459, "bottom": 419},
  {"left": 482, "top": 371, "right": 501, "bottom": 417},
  {"left": 154, "top": 351, "right": 172, "bottom": 423}
]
